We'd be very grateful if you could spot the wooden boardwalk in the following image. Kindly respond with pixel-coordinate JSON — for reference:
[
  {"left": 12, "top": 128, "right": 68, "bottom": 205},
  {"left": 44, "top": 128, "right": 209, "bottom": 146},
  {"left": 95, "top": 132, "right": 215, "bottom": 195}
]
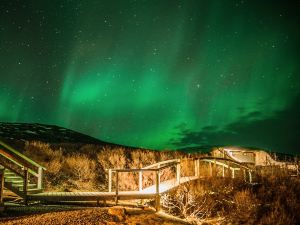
[
  {"left": 0, "top": 140, "right": 256, "bottom": 211},
  {"left": 27, "top": 157, "right": 253, "bottom": 212},
  {"left": 28, "top": 176, "right": 198, "bottom": 202}
]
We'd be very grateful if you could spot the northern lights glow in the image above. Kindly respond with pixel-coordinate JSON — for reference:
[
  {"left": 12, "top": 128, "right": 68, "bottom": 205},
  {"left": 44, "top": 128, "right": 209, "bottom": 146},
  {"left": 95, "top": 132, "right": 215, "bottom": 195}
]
[{"left": 1, "top": 0, "right": 300, "bottom": 153}]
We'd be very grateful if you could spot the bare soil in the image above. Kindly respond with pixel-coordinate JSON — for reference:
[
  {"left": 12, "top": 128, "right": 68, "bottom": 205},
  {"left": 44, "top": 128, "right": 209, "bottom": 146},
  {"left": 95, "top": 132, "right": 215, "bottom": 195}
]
[{"left": 0, "top": 205, "right": 190, "bottom": 225}]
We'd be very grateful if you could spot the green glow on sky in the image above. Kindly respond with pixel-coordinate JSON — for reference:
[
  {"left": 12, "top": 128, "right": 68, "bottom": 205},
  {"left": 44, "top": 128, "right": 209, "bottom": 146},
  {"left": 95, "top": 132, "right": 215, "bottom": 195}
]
[{"left": 1, "top": 0, "right": 300, "bottom": 153}]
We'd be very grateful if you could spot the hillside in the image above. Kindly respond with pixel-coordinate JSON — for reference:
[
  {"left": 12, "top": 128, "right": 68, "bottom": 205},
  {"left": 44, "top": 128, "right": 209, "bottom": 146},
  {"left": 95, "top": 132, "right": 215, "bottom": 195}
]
[
  {"left": 0, "top": 122, "right": 145, "bottom": 153},
  {"left": 0, "top": 122, "right": 111, "bottom": 145},
  {"left": 0, "top": 122, "right": 190, "bottom": 192}
]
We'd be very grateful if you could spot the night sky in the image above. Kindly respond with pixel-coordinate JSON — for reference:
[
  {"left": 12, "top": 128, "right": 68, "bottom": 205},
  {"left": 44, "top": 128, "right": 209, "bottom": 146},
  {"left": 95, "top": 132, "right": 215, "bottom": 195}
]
[{"left": 1, "top": 0, "right": 300, "bottom": 153}]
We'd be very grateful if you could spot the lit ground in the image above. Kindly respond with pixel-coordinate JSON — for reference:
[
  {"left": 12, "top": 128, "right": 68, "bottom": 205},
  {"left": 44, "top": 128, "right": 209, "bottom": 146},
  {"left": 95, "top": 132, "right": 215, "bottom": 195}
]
[{"left": 0, "top": 204, "right": 190, "bottom": 225}]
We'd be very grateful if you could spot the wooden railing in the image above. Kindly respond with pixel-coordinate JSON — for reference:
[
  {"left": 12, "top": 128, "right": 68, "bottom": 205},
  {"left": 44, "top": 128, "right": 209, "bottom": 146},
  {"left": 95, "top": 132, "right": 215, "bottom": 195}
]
[
  {"left": 0, "top": 140, "right": 46, "bottom": 194},
  {"left": 106, "top": 157, "right": 254, "bottom": 211},
  {"left": 108, "top": 159, "right": 180, "bottom": 211},
  {"left": 197, "top": 157, "right": 254, "bottom": 183}
]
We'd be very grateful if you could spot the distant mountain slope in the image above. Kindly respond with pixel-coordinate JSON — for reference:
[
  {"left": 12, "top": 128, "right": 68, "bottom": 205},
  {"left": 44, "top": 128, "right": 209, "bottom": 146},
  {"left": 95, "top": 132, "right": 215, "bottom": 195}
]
[{"left": 0, "top": 122, "right": 111, "bottom": 145}]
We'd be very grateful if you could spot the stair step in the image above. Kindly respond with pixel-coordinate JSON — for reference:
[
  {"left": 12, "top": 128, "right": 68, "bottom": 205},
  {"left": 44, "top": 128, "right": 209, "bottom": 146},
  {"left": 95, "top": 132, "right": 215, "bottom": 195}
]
[
  {"left": 5, "top": 174, "right": 22, "bottom": 177},
  {"left": 5, "top": 178, "right": 23, "bottom": 183},
  {"left": 7, "top": 180, "right": 23, "bottom": 184},
  {"left": 5, "top": 174, "right": 18, "bottom": 178},
  {"left": 13, "top": 183, "right": 36, "bottom": 188},
  {"left": 5, "top": 175, "right": 22, "bottom": 179},
  {"left": 18, "top": 187, "right": 39, "bottom": 192},
  {"left": 1, "top": 141, "right": 47, "bottom": 198},
  {"left": 4, "top": 172, "right": 16, "bottom": 176},
  {"left": 26, "top": 188, "right": 43, "bottom": 194}
]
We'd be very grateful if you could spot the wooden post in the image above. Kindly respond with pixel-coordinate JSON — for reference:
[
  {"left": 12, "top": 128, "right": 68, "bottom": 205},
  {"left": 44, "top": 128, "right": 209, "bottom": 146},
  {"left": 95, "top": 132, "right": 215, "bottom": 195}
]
[
  {"left": 226, "top": 161, "right": 230, "bottom": 177},
  {"left": 23, "top": 167, "right": 29, "bottom": 205},
  {"left": 194, "top": 159, "right": 198, "bottom": 177},
  {"left": 194, "top": 159, "right": 200, "bottom": 177},
  {"left": 197, "top": 159, "right": 200, "bottom": 178},
  {"left": 231, "top": 169, "right": 235, "bottom": 179},
  {"left": 23, "top": 168, "right": 28, "bottom": 194},
  {"left": 115, "top": 171, "right": 119, "bottom": 205},
  {"left": 37, "top": 167, "right": 43, "bottom": 190},
  {"left": 248, "top": 170, "right": 252, "bottom": 183},
  {"left": 0, "top": 169, "right": 4, "bottom": 205},
  {"left": 139, "top": 171, "right": 142, "bottom": 192},
  {"left": 213, "top": 159, "right": 217, "bottom": 177},
  {"left": 271, "top": 164, "right": 274, "bottom": 176},
  {"left": 155, "top": 170, "right": 160, "bottom": 211},
  {"left": 108, "top": 169, "right": 112, "bottom": 192},
  {"left": 209, "top": 162, "right": 212, "bottom": 177},
  {"left": 176, "top": 161, "right": 180, "bottom": 184}
]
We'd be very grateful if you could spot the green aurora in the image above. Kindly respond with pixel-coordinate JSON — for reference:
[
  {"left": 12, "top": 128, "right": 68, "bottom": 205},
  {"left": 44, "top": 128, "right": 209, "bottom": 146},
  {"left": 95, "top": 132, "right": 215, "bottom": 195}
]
[{"left": 0, "top": 0, "right": 300, "bottom": 153}]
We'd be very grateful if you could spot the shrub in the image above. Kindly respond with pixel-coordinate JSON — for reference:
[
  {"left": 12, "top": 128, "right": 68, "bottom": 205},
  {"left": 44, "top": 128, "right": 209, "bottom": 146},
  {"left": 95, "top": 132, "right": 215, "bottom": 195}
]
[
  {"left": 63, "top": 154, "right": 96, "bottom": 190},
  {"left": 162, "top": 182, "right": 216, "bottom": 223}
]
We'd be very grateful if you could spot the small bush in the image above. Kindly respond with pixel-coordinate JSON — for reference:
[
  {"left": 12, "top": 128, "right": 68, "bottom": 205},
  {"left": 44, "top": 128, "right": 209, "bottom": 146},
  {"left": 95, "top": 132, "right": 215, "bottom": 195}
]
[
  {"left": 162, "top": 182, "right": 216, "bottom": 223},
  {"left": 63, "top": 154, "right": 96, "bottom": 190}
]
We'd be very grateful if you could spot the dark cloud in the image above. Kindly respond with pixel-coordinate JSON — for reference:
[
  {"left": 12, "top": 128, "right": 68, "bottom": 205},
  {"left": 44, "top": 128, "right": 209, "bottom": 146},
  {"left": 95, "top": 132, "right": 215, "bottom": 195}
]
[{"left": 172, "top": 94, "right": 300, "bottom": 154}]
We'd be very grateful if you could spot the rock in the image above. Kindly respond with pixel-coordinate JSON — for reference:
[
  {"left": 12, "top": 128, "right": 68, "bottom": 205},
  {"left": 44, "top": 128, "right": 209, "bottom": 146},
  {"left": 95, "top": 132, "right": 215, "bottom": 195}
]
[{"left": 108, "top": 207, "right": 126, "bottom": 221}]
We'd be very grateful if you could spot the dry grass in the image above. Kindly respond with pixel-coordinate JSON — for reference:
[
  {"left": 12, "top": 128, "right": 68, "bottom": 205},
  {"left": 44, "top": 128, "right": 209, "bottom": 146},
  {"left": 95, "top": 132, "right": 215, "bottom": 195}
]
[
  {"left": 162, "top": 171, "right": 300, "bottom": 225},
  {"left": 64, "top": 154, "right": 96, "bottom": 190},
  {"left": 162, "top": 181, "right": 216, "bottom": 223},
  {"left": 23, "top": 141, "right": 187, "bottom": 192}
]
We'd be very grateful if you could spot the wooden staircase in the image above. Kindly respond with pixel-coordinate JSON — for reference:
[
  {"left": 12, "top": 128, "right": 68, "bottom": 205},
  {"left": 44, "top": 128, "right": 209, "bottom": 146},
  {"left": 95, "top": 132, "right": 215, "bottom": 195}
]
[
  {"left": 3, "top": 168, "right": 42, "bottom": 196},
  {"left": 0, "top": 140, "right": 46, "bottom": 202}
]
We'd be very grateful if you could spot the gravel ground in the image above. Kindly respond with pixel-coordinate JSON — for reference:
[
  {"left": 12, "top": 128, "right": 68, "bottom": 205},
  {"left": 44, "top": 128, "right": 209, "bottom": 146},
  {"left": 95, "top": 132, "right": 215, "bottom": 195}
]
[{"left": 0, "top": 205, "right": 189, "bottom": 225}]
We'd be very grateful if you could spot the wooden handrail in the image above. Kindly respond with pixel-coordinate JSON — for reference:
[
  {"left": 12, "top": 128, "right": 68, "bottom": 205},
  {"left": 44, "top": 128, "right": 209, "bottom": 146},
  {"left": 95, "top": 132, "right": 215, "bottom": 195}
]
[
  {"left": 0, "top": 140, "right": 46, "bottom": 170},
  {"left": 0, "top": 149, "right": 38, "bottom": 176},
  {"left": 143, "top": 159, "right": 180, "bottom": 169},
  {"left": 0, "top": 140, "right": 46, "bottom": 191},
  {"left": 203, "top": 159, "right": 251, "bottom": 172},
  {"left": 197, "top": 156, "right": 252, "bottom": 170},
  {"left": 108, "top": 159, "right": 181, "bottom": 196},
  {"left": 107, "top": 157, "right": 255, "bottom": 210},
  {"left": 110, "top": 164, "right": 175, "bottom": 173},
  {"left": 109, "top": 159, "right": 180, "bottom": 173}
]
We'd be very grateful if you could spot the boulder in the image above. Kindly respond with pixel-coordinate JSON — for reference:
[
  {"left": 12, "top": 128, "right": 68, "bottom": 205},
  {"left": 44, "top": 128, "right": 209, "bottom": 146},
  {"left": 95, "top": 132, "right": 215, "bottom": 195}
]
[{"left": 108, "top": 207, "right": 126, "bottom": 221}]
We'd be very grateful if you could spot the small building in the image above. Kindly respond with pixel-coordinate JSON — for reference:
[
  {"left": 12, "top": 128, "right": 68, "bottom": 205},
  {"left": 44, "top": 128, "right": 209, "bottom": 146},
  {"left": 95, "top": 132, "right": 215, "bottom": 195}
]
[{"left": 211, "top": 146, "right": 298, "bottom": 170}]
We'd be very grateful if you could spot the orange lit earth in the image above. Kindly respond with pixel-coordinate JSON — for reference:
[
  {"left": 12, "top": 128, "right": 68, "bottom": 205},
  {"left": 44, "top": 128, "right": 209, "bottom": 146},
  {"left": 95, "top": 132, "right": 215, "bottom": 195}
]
[{"left": 0, "top": 207, "right": 189, "bottom": 225}]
